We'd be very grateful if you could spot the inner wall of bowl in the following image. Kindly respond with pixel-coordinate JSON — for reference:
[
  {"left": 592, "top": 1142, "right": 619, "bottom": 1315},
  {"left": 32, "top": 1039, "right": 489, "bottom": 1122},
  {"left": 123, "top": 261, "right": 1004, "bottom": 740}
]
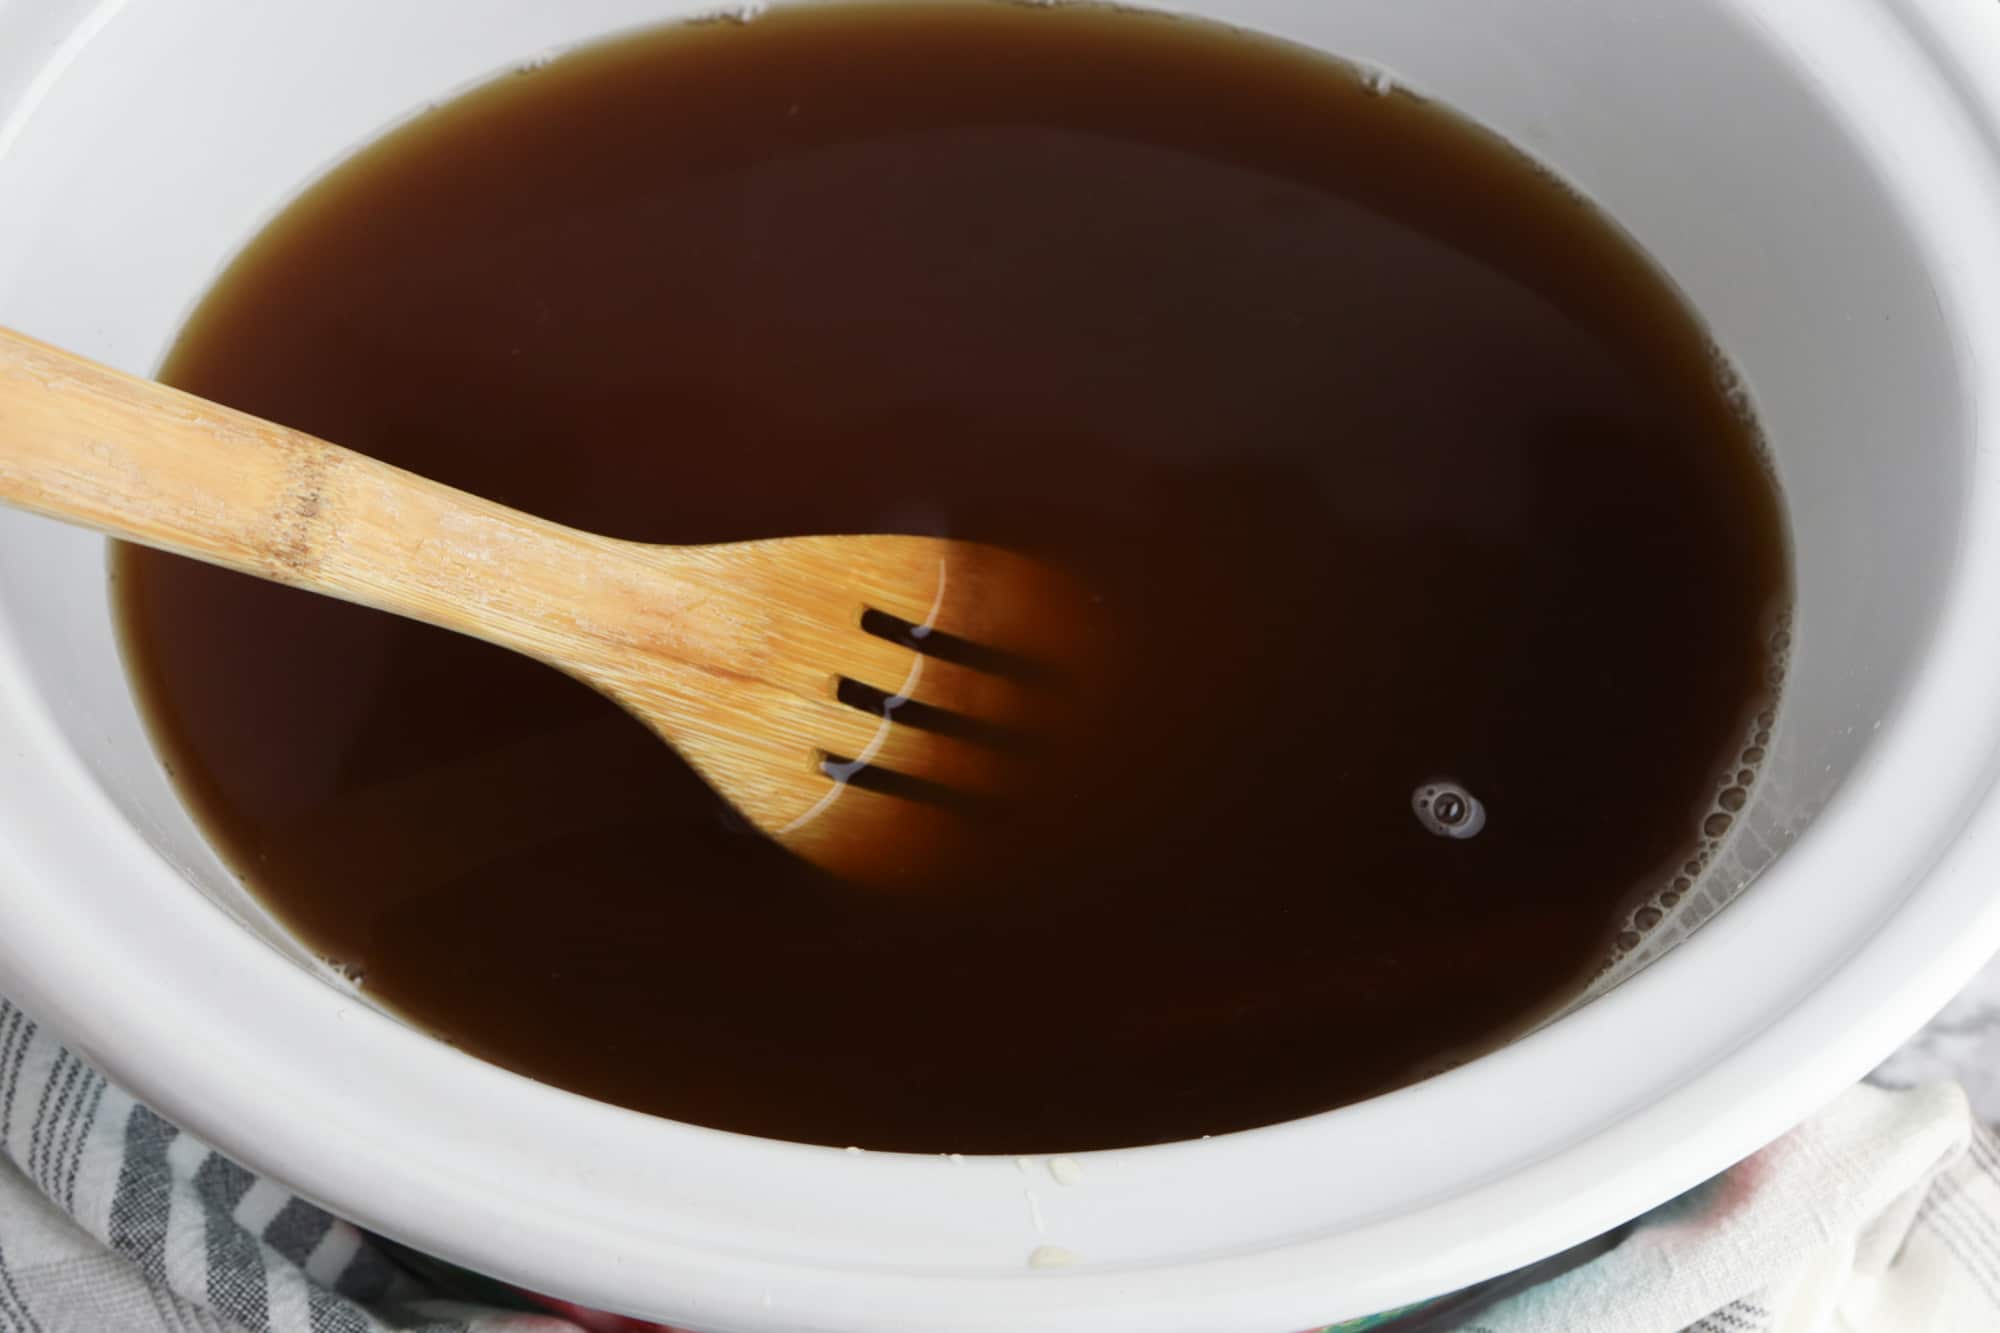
[{"left": 0, "top": 0, "right": 1964, "bottom": 1022}]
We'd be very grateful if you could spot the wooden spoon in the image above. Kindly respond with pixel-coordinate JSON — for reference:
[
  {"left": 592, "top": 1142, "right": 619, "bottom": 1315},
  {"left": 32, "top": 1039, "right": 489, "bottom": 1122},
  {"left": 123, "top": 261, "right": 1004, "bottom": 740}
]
[{"left": 0, "top": 326, "right": 1105, "bottom": 887}]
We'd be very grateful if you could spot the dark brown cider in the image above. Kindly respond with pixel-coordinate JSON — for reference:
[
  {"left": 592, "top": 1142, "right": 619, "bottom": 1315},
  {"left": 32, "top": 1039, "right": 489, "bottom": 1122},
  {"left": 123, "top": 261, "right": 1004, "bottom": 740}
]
[{"left": 115, "top": 2, "right": 1788, "bottom": 1153}]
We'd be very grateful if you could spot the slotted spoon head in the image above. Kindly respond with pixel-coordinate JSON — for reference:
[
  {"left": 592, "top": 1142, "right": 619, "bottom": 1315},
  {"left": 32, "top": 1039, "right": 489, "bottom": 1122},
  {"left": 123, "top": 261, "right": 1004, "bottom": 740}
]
[{"left": 601, "top": 533, "right": 1115, "bottom": 889}]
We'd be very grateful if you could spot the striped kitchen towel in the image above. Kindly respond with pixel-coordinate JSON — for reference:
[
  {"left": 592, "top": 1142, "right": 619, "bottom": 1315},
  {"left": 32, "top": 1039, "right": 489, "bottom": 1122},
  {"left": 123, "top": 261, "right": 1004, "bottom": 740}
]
[
  {"left": 0, "top": 987, "right": 1994, "bottom": 1333},
  {"left": 0, "top": 997, "right": 573, "bottom": 1333}
]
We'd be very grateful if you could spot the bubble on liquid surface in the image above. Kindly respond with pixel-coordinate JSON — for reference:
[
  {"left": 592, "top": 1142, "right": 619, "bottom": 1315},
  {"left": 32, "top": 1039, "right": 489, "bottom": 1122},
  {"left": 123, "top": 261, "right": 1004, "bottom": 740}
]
[{"left": 1413, "top": 780, "right": 1485, "bottom": 839}]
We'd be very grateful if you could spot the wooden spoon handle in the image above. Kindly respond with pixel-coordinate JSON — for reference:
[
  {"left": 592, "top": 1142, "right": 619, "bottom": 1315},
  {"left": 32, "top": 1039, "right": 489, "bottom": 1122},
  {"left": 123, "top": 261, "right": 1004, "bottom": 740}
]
[{"left": 0, "top": 325, "right": 741, "bottom": 674}]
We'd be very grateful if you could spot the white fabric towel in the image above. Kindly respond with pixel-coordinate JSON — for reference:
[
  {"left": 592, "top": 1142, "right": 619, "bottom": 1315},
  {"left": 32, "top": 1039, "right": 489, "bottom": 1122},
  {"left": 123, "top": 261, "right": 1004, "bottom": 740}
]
[{"left": 1411, "top": 1082, "right": 1989, "bottom": 1333}]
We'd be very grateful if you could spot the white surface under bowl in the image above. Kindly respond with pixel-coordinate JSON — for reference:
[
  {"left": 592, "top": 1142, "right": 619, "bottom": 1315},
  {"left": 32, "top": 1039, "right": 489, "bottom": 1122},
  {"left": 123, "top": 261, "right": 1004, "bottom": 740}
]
[{"left": 3, "top": 1, "right": 2000, "bottom": 1330}]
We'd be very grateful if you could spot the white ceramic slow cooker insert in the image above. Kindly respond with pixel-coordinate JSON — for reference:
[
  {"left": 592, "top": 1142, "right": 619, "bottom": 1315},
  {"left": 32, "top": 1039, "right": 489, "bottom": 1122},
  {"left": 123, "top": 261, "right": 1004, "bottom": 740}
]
[{"left": 3, "top": 2, "right": 2000, "bottom": 1330}]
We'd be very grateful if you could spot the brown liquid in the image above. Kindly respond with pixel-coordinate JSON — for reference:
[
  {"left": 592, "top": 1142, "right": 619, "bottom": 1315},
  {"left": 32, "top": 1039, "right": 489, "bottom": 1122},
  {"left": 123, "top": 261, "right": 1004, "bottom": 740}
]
[{"left": 114, "top": 1, "right": 1788, "bottom": 1153}]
